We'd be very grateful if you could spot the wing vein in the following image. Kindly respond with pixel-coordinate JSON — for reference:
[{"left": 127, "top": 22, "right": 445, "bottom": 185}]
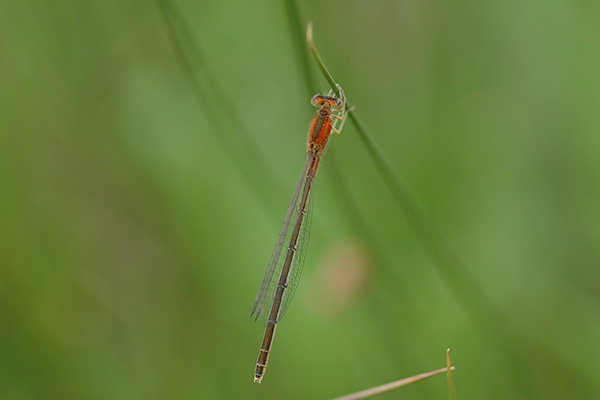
[{"left": 250, "top": 153, "right": 313, "bottom": 322}]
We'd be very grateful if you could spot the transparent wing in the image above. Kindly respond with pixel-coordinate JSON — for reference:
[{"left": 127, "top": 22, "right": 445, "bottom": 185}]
[
  {"left": 277, "top": 184, "right": 313, "bottom": 322},
  {"left": 250, "top": 153, "right": 313, "bottom": 322}
]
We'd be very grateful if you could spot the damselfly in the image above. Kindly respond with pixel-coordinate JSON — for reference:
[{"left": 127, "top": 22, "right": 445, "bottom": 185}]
[{"left": 251, "top": 86, "right": 350, "bottom": 383}]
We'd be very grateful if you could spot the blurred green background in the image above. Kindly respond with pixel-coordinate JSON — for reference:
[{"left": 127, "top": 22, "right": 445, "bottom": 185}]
[{"left": 2, "top": 1, "right": 599, "bottom": 399}]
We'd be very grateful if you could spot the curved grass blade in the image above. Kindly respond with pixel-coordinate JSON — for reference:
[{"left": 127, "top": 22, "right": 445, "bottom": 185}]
[
  {"left": 284, "top": 0, "right": 315, "bottom": 98},
  {"left": 306, "top": 20, "right": 493, "bottom": 316},
  {"left": 157, "top": 0, "right": 285, "bottom": 219}
]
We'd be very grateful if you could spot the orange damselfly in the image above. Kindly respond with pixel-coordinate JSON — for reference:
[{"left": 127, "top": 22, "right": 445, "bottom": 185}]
[{"left": 251, "top": 86, "right": 350, "bottom": 383}]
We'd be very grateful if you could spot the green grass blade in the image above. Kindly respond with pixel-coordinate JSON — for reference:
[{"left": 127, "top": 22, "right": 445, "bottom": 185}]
[
  {"left": 284, "top": 0, "right": 315, "bottom": 98},
  {"left": 306, "top": 22, "right": 340, "bottom": 97},
  {"left": 157, "top": 0, "right": 285, "bottom": 215},
  {"left": 306, "top": 20, "right": 493, "bottom": 310},
  {"left": 447, "top": 349, "right": 457, "bottom": 400}
]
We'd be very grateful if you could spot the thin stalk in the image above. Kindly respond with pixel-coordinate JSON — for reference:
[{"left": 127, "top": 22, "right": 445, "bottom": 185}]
[
  {"left": 333, "top": 367, "right": 455, "bottom": 400},
  {"left": 306, "top": 22, "right": 340, "bottom": 98},
  {"left": 447, "top": 349, "right": 458, "bottom": 400}
]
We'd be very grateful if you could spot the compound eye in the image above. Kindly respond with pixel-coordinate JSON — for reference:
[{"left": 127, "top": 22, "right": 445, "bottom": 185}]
[{"left": 311, "top": 94, "right": 325, "bottom": 107}]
